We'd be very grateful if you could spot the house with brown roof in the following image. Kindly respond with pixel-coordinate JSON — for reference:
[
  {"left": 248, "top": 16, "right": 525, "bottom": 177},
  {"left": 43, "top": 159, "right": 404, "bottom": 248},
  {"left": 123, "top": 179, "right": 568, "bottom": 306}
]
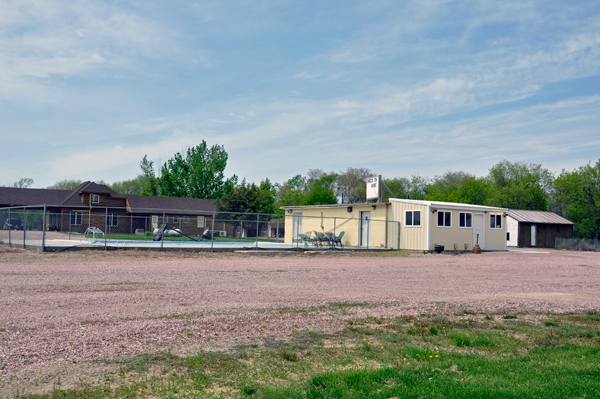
[
  {"left": 0, "top": 182, "right": 215, "bottom": 235},
  {"left": 506, "top": 210, "right": 573, "bottom": 248}
]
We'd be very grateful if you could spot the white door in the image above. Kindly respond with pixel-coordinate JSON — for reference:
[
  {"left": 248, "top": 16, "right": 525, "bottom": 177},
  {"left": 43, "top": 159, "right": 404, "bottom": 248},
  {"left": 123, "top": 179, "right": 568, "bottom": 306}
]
[
  {"left": 473, "top": 213, "right": 485, "bottom": 250},
  {"left": 360, "top": 211, "right": 371, "bottom": 247},
  {"left": 293, "top": 213, "right": 302, "bottom": 242},
  {"left": 531, "top": 225, "right": 537, "bottom": 247}
]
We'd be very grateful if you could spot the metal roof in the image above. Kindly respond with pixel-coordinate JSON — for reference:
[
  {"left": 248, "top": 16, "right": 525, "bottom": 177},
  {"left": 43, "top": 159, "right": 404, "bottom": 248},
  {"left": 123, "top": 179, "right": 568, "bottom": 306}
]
[
  {"left": 280, "top": 202, "right": 389, "bottom": 210},
  {"left": 390, "top": 198, "right": 507, "bottom": 212},
  {"left": 507, "top": 209, "right": 573, "bottom": 225}
]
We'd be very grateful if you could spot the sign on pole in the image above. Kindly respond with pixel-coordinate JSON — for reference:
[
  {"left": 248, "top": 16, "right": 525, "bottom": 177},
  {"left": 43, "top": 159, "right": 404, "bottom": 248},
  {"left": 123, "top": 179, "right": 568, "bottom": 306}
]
[{"left": 366, "top": 175, "right": 381, "bottom": 201}]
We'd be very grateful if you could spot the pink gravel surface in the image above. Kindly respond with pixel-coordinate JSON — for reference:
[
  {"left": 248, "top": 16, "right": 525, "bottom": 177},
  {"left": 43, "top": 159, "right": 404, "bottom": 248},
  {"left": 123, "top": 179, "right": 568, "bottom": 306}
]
[{"left": 1, "top": 248, "right": 600, "bottom": 395}]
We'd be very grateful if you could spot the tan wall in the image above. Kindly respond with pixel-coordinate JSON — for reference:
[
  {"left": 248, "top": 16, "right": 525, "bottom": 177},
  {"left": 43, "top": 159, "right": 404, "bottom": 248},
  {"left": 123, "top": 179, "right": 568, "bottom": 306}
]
[
  {"left": 284, "top": 205, "right": 388, "bottom": 247},
  {"left": 428, "top": 209, "right": 506, "bottom": 251},
  {"left": 485, "top": 214, "right": 507, "bottom": 251},
  {"left": 388, "top": 200, "right": 507, "bottom": 251},
  {"left": 388, "top": 201, "right": 429, "bottom": 250},
  {"left": 429, "top": 209, "right": 478, "bottom": 251}
]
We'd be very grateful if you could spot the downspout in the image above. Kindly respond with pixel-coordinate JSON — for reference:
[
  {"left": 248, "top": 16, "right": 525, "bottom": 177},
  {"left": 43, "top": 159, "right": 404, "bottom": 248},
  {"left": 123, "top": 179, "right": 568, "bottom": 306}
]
[
  {"left": 426, "top": 204, "right": 431, "bottom": 251},
  {"left": 504, "top": 211, "right": 507, "bottom": 251}
]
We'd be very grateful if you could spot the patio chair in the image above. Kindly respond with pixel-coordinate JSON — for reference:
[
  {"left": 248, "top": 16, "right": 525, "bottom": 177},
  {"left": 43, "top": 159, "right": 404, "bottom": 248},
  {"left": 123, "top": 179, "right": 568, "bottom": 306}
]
[
  {"left": 300, "top": 230, "right": 318, "bottom": 247},
  {"left": 332, "top": 231, "right": 345, "bottom": 248},
  {"left": 84, "top": 227, "right": 104, "bottom": 240},
  {"left": 317, "top": 232, "right": 332, "bottom": 248}
]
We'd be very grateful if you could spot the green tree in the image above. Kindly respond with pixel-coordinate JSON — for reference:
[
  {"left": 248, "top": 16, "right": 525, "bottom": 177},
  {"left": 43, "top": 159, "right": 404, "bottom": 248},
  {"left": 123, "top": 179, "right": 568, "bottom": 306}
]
[
  {"left": 304, "top": 170, "right": 338, "bottom": 206},
  {"left": 158, "top": 141, "right": 237, "bottom": 199},
  {"left": 275, "top": 175, "right": 308, "bottom": 208},
  {"left": 215, "top": 179, "right": 276, "bottom": 215},
  {"left": 46, "top": 179, "right": 82, "bottom": 190},
  {"left": 382, "top": 177, "right": 410, "bottom": 201},
  {"left": 553, "top": 160, "right": 600, "bottom": 239},
  {"left": 3, "top": 178, "right": 35, "bottom": 188},
  {"left": 336, "top": 167, "right": 372, "bottom": 203},
  {"left": 110, "top": 176, "right": 147, "bottom": 195},
  {"left": 139, "top": 155, "right": 159, "bottom": 196},
  {"left": 214, "top": 179, "right": 275, "bottom": 237},
  {"left": 12, "top": 178, "right": 34, "bottom": 188},
  {"left": 426, "top": 171, "right": 491, "bottom": 205},
  {"left": 406, "top": 175, "right": 430, "bottom": 200},
  {"left": 487, "top": 160, "right": 552, "bottom": 210},
  {"left": 257, "top": 179, "right": 277, "bottom": 215},
  {"left": 275, "top": 171, "right": 338, "bottom": 208}
]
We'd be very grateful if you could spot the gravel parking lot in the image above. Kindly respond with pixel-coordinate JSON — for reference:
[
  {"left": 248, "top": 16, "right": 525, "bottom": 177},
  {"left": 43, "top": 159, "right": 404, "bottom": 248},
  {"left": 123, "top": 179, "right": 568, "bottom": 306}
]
[{"left": 1, "top": 248, "right": 599, "bottom": 396}]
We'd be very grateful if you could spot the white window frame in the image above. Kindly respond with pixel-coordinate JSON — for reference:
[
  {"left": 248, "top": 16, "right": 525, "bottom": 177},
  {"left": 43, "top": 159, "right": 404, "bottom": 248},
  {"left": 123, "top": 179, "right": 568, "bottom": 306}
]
[
  {"left": 490, "top": 214, "right": 502, "bottom": 229},
  {"left": 405, "top": 210, "right": 421, "bottom": 227},
  {"left": 163, "top": 216, "right": 168, "bottom": 224},
  {"left": 437, "top": 211, "right": 452, "bottom": 228},
  {"left": 70, "top": 211, "right": 82, "bottom": 226},
  {"left": 152, "top": 215, "right": 158, "bottom": 225},
  {"left": 197, "top": 216, "right": 205, "bottom": 228},
  {"left": 107, "top": 214, "right": 118, "bottom": 227},
  {"left": 91, "top": 194, "right": 99, "bottom": 204},
  {"left": 183, "top": 216, "right": 189, "bottom": 224},
  {"left": 173, "top": 216, "right": 179, "bottom": 223},
  {"left": 459, "top": 212, "right": 472, "bottom": 228}
]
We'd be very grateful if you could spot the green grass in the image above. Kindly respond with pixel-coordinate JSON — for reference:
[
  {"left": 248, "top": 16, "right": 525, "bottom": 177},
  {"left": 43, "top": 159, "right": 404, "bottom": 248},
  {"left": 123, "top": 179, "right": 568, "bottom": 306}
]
[
  {"left": 13, "top": 311, "right": 600, "bottom": 399},
  {"left": 101, "top": 232, "right": 282, "bottom": 243}
]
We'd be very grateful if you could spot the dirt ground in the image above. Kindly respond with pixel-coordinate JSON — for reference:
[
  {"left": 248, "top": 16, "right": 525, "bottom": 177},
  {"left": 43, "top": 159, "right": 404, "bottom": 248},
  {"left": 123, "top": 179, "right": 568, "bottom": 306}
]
[{"left": 1, "top": 248, "right": 599, "bottom": 397}]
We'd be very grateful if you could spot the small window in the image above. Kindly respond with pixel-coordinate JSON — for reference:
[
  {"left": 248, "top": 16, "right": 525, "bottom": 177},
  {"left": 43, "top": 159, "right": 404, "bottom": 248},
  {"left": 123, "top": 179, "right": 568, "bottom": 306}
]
[
  {"left": 197, "top": 216, "right": 205, "bottom": 228},
  {"left": 173, "top": 216, "right": 178, "bottom": 223},
  {"left": 405, "top": 210, "right": 421, "bottom": 227},
  {"left": 437, "top": 211, "right": 451, "bottom": 227},
  {"left": 107, "top": 214, "right": 118, "bottom": 227},
  {"left": 91, "top": 194, "right": 99, "bottom": 204},
  {"left": 152, "top": 215, "right": 158, "bottom": 225},
  {"left": 163, "top": 216, "right": 168, "bottom": 224},
  {"left": 459, "top": 212, "right": 472, "bottom": 228},
  {"left": 70, "top": 212, "right": 82, "bottom": 226},
  {"left": 183, "top": 216, "right": 189, "bottom": 224},
  {"left": 490, "top": 214, "right": 502, "bottom": 229}
]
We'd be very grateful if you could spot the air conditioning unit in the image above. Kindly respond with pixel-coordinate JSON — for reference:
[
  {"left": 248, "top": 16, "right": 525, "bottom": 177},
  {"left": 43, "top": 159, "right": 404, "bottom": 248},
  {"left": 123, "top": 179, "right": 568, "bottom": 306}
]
[{"left": 219, "top": 231, "right": 227, "bottom": 237}]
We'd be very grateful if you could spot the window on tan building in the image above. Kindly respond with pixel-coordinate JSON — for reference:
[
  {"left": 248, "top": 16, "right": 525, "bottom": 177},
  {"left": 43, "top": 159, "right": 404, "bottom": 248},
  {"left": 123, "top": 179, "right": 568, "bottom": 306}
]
[{"left": 405, "top": 210, "right": 421, "bottom": 226}]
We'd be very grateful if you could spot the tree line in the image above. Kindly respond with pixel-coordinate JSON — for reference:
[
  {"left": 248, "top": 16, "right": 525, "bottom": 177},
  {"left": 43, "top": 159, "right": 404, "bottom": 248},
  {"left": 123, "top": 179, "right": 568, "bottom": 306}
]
[{"left": 14, "top": 141, "right": 598, "bottom": 239}]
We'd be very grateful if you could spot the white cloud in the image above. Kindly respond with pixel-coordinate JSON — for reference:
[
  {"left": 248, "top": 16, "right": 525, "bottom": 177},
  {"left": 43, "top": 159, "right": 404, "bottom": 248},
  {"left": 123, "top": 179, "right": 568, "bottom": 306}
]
[
  {"left": 0, "top": 0, "right": 180, "bottom": 103},
  {"left": 293, "top": 71, "right": 321, "bottom": 79}
]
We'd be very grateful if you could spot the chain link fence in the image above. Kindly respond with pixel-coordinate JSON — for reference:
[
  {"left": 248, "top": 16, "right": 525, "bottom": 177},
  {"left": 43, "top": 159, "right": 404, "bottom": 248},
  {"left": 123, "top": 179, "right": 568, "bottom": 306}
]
[
  {"left": 1, "top": 205, "right": 400, "bottom": 252},
  {"left": 556, "top": 237, "right": 600, "bottom": 252}
]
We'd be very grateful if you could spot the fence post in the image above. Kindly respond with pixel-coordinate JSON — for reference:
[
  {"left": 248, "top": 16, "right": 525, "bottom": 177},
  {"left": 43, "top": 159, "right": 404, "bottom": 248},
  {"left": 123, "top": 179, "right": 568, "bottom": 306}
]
[
  {"left": 256, "top": 214, "right": 259, "bottom": 249},
  {"left": 42, "top": 205, "right": 47, "bottom": 253},
  {"left": 161, "top": 211, "right": 165, "bottom": 252},
  {"left": 23, "top": 208, "right": 27, "bottom": 250},
  {"left": 276, "top": 221, "right": 279, "bottom": 243},
  {"left": 210, "top": 212, "right": 216, "bottom": 252},
  {"left": 241, "top": 220, "right": 243, "bottom": 243},
  {"left": 8, "top": 208, "right": 11, "bottom": 247},
  {"left": 69, "top": 211, "right": 71, "bottom": 240},
  {"left": 104, "top": 207, "right": 108, "bottom": 251},
  {"left": 334, "top": 217, "right": 336, "bottom": 238},
  {"left": 366, "top": 216, "right": 369, "bottom": 250}
]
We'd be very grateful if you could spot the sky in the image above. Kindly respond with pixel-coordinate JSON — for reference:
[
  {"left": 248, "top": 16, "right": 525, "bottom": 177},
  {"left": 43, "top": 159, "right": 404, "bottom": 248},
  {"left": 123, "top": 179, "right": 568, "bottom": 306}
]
[{"left": 1, "top": 0, "right": 600, "bottom": 188}]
